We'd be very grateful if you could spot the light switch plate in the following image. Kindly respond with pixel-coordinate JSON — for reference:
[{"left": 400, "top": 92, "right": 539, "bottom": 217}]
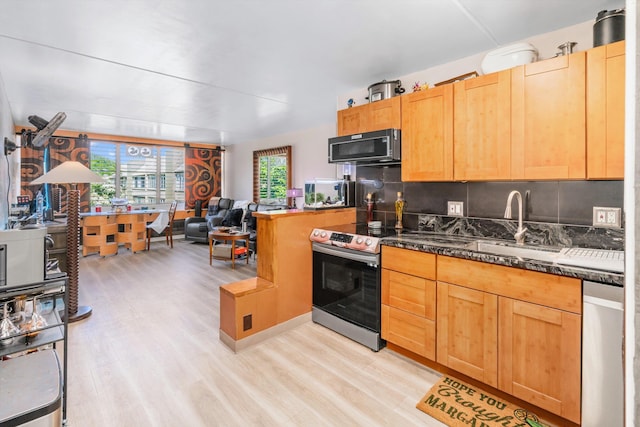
[
  {"left": 593, "top": 207, "right": 622, "bottom": 228},
  {"left": 447, "top": 201, "right": 464, "bottom": 217}
]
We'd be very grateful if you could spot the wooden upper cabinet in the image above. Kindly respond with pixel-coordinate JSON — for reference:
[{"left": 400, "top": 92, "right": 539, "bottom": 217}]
[
  {"left": 337, "top": 103, "right": 369, "bottom": 136},
  {"left": 454, "top": 70, "right": 511, "bottom": 180},
  {"left": 336, "top": 97, "right": 401, "bottom": 136},
  {"left": 401, "top": 85, "right": 454, "bottom": 181},
  {"left": 369, "top": 96, "right": 401, "bottom": 132},
  {"left": 498, "top": 297, "right": 581, "bottom": 424},
  {"left": 587, "top": 40, "right": 625, "bottom": 179},
  {"left": 511, "top": 52, "right": 586, "bottom": 179},
  {"left": 437, "top": 282, "right": 498, "bottom": 387}
]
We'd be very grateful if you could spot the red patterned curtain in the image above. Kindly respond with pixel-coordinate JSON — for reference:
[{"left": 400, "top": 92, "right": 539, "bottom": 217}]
[
  {"left": 184, "top": 147, "right": 222, "bottom": 209},
  {"left": 21, "top": 135, "right": 91, "bottom": 212}
]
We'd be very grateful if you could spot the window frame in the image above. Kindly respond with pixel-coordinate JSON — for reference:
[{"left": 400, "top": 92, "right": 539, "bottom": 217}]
[{"left": 253, "top": 146, "right": 292, "bottom": 206}]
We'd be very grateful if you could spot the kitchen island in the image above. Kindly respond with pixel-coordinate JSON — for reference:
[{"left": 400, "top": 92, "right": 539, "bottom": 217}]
[{"left": 219, "top": 208, "right": 356, "bottom": 351}]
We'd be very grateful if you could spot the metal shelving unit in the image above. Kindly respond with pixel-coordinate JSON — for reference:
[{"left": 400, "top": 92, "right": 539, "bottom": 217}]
[{"left": 0, "top": 276, "right": 69, "bottom": 425}]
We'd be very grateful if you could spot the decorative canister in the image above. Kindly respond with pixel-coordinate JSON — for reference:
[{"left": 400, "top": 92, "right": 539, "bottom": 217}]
[{"left": 594, "top": 9, "right": 625, "bottom": 47}]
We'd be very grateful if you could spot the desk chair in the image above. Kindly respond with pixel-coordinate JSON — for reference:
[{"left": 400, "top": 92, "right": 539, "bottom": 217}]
[{"left": 146, "top": 200, "right": 178, "bottom": 250}]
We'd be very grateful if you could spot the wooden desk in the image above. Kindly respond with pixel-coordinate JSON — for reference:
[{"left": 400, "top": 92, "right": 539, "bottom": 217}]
[
  {"left": 208, "top": 230, "right": 250, "bottom": 269},
  {"left": 81, "top": 210, "right": 163, "bottom": 256}
]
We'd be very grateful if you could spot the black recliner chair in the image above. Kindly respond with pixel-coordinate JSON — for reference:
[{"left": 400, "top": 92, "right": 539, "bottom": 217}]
[{"left": 184, "top": 197, "right": 235, "bottom": 243}]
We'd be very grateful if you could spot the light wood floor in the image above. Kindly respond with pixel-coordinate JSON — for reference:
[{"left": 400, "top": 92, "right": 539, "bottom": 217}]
[{"left": 65, "top": 238, "right": 445, "bottom": 426}]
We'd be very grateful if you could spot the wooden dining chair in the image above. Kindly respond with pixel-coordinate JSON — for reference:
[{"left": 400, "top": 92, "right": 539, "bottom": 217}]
[{"left": 146, "top": 200, "right": 178, "bottom": 250}]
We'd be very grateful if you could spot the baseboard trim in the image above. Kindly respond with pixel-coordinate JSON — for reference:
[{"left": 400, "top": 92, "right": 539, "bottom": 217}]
[{"left": 219, "top": 312, "right": 312, "bottom": 353}]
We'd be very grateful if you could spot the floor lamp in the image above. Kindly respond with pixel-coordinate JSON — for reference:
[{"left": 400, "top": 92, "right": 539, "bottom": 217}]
[{"left": 31, "top": 161, "right": 105, "bottom": 322}]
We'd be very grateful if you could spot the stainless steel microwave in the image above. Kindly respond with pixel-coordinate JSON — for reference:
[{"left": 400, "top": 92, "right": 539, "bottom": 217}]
[{"left": 328, "top": 128, "right": 401, "bottom": 164}]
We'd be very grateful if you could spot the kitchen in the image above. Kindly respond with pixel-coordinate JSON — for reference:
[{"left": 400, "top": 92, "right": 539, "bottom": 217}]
[
  {"left": 223, "top": 16, "right": 626, "bottom": 425},
  {"left": 228, "top": 10, "right": 628, "bottom": 426},
  {"left": 0, "top": 1, "right": 637, "bottom": 426}
]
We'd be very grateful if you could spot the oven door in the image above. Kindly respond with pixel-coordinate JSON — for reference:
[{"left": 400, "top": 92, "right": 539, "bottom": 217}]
[{"left": 312, "top": 243, "right": 380, "bottom": 332}]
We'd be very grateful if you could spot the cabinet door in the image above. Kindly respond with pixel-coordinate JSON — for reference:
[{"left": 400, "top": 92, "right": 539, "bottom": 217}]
[
  {"left": 437, "top": 282, "right": 498, "bottom": 387},
  {"left": 337, "top": 103, "right": 369, "bottom": 136},
  {"left": 368, "top": 97, "right": 401, "bottom": 132},
  {"left": 511, "top": 52, "right": 586, "bottom": 179},
  {"left": 587, "top": 40, "right": 625, "bottom": 179},
  {"left": 401, "top": 85, "right": 454, "bottom": 181},
  {"left": 454, "top": 70, "right": 511, "bottom": 180},
  {"left": 381, "top": 305, "right": 436, "bottom": 360},
  {"left": 498, "top": 297, "right": 581, "bottom": 424}
]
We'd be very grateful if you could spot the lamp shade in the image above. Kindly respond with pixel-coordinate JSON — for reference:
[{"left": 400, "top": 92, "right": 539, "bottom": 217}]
[
  {"left": 286, "top": 188, "right": 303, "bottom": 198},
  {"left": 30, "top": 161, "right": 104, "bottom": 185}
]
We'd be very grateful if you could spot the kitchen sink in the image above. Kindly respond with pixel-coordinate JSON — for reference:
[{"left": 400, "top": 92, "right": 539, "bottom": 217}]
[{"left": 470, "top": 240, "right": 562, "bottom": 262}]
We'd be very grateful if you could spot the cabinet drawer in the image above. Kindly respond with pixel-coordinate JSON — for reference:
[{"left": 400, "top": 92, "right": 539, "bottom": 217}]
[
  {"left": 381, "top": 305, "right": 435, "bottom": 360},
  {"left": 437, "top": 256, "right": 581, "bottom": 314},
  {"left": 382, "top": 246, "right": 436, "bottom": 279},
  {"left": 382, "top": 269, "right": 436, "bottom": 319},
  {"left": 82, "top": 215, "right": 116, "bottom": 226}
]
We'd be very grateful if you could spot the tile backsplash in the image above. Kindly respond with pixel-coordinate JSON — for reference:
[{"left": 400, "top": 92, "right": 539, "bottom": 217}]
[{"left": 354, "top": 164, "right": 624, "bottom": 230}]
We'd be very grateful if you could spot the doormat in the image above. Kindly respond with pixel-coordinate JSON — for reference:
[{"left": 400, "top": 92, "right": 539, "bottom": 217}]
[{"left": 416, "top": 375, "right": 553, "bottom": 427}]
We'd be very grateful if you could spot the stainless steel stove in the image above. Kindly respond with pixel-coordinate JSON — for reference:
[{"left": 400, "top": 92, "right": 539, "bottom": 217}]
[{"left": 309, "top": 226, "right": 385, "bottom": 351}]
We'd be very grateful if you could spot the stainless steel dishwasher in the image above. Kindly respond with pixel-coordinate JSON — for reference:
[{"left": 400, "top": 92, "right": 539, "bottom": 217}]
[{"left": 582, "top": 281, "right": 624, "bottom": 427}]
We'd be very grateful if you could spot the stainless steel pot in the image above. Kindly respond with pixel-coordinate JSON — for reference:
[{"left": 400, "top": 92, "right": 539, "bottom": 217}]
[
  {"left": 367, "top": 80, "right": 405, "bottom": 103},
  {"left": 594, "top": 9, "right": 625, "bottom": 47}
]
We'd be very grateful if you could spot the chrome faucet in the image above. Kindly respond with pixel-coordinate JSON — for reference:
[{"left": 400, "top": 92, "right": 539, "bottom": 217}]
[{"left": 504, "top": 190, "right": 527, "bottom": 245}]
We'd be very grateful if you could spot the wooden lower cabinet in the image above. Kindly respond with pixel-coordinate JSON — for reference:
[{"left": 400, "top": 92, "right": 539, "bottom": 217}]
[
  {"left": 382, "top": 250, "right": 582, "bottom": 424},
  {"left": 436, "top": 282, "right": 498, "bottom": 388},
  {"left": 381, "top": 247, "right": 437, "bottom": 360},
  {"left": 499, "top": 297, "right": 581, "bottom": 424},
  {"left": 435, "top": 256, "right": 581, "bottom": 424}
]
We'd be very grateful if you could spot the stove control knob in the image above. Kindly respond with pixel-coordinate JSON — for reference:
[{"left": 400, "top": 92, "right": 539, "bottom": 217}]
[
  {"left": 365, "top": 239, "right": 372, "bottom": 247},
  {"left": 320, "top": 231, "right": 327, "bottom": 238}
]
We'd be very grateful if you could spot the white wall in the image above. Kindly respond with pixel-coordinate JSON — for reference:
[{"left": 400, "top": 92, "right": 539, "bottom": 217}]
[
  {"left": 338, "top": 21, "right": 594, "bottom": 108},
  {"left": 0, "top": 74, "right": 17, "bottom": 229},
  {"left": 224, "top": 21, "right": 596, "bottom": 202},
  {"left": 224, "top": 122, "right": 340, "bottom": 201}
]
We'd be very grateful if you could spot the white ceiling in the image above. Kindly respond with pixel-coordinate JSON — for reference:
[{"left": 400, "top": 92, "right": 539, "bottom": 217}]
[{"left": 0, "top": 0, "right": 625, "bottom": 146}]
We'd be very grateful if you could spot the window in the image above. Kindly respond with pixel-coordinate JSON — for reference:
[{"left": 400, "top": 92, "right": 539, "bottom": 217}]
[
  {"left": 134, "top": 175, "right": 146, "bottom": 189},
  {"left": 90, "top": 141, "right": 185, "bottom": 207},
  {"left": 253, "top": 146, "right": 291, "bottom": 205}
]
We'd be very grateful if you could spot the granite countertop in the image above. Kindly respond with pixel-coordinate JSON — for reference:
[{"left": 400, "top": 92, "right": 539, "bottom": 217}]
[{"left": 380, "top": 232, "right": 623, "bottom": 287}]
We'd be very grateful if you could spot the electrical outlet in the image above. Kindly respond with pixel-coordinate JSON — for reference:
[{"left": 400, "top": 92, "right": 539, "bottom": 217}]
[
  {"left": 447, "top": 201, "right": 464, "bottom": 217},
  {"left": 593, "top": 207, "right": 622, "bottom": 228},
  {"left": 243, "top": 314, "right": 252, "bottom": 331}
]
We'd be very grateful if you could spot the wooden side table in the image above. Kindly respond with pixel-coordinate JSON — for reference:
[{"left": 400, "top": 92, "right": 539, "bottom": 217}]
[{"left": 208, "top": 230, "right": 250, "bottom": 269}]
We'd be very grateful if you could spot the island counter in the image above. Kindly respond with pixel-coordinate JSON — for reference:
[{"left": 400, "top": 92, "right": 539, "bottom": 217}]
[{"left": 219, "top": 208, "right": 356, "bottom": 350}]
